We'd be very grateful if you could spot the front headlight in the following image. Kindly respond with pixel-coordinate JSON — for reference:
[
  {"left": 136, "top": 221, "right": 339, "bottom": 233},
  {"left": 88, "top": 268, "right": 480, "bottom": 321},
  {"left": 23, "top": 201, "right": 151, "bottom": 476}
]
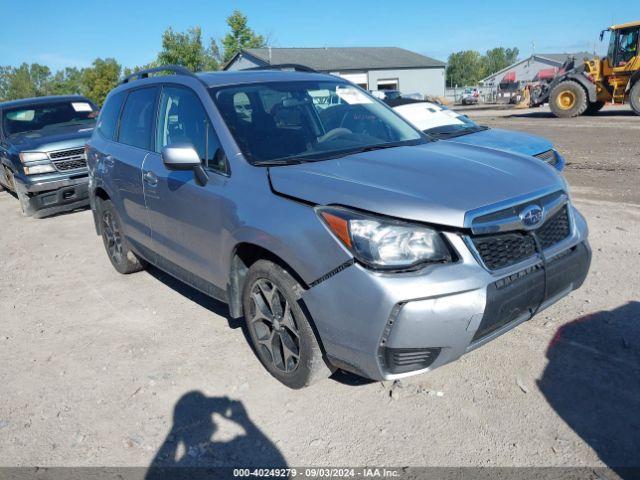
[
  {"left": 19, "top": 152, "right": 49, "bottom": 163},
  {"left": 318, "top": 207, "right": 452, "bottom": 270},
  {"left": 23, "top": 164, "right": 56, "bottom": 175}
]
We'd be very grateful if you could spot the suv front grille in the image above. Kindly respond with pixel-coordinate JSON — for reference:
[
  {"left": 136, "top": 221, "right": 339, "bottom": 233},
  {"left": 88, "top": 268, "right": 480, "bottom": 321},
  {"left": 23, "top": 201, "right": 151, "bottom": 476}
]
[
  {"left": 471, "top": 205, "right": 571, "bottom": 271},
  {"left": 537, "top": 205, "right": 570, "bottom": 249},
  {"left": 49, "top": 148, "right": 87, "bottom": 172},
  {"left": 534, "top": 149, "right": 557, "bottom": 166}
]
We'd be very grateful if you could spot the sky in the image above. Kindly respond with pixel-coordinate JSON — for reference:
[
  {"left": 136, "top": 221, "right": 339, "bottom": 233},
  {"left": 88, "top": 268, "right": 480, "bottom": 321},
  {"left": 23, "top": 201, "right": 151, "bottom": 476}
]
[{"left": 1, "top": 0, "right": 639, "bottom": 71}]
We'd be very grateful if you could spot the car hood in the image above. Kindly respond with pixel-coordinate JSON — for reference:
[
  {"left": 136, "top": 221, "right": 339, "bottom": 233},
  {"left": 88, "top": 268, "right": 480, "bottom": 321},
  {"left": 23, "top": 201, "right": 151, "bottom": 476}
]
[
  {"left": 448, "top": 128, "right": 553, "bottom": 157},
  {"left": 268, "top": 141, "right": 564, "bottom": 228},
  {"left": 7, "top": 123, "right": 94, "bottom": 153}
]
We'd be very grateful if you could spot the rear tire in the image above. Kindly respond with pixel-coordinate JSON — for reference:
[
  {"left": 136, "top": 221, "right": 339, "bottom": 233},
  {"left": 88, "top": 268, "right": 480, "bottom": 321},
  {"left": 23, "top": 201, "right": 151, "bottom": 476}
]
[
  {"left": 630, "top": 82, "right": 640, "bottom": 116},
  {"left": 584, "top": 101, "right": 606, "bottom": 115},
  {"left": 99, "top": 199, "right": 145, "bottom": 274},
  {"left": 242, "top": 260, "right": 332, "bottom": 389},
  {"left": 549, "top": 81, "right": 588, "bottom": 118}
]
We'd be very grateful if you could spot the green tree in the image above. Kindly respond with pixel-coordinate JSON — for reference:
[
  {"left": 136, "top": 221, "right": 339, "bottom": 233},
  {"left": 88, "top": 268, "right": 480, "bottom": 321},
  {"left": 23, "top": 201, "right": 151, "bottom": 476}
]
[
  {"left": 49, "top": 67, "right": 83, "bottom": 96},
  {"left": 221, "top": 10, "right": 266, "bottom": 64},
  {"left": 81, "top": 58, "right": 121, "bottom": 106},
  {"left": 5, "top": 64, "right": 38, "bottom": 99},
  {"left": 157, "top": 27, "right": 219, "bottom": 72},
  {"left": 483, "top": 47, "right": 519, "bottom": 77},
  {"left": 446, "top": 50, "right": 486, "bottom": 87}
]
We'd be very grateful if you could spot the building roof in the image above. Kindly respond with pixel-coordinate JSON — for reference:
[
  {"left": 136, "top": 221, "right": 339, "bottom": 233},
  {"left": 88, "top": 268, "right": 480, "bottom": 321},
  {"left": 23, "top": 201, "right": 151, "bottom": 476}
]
[
  {"left": 226, "top": 47, "right": 446, "bottom": 72},
  {"left": 480, "top": 52, "right": 595, "bottom": 83}
]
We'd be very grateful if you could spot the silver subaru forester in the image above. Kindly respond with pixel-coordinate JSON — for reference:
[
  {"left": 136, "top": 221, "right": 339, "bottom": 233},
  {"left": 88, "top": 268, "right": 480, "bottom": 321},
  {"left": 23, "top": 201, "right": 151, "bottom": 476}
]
[{"left": 87, "top": 66, "right": 590, "bottom": 389}]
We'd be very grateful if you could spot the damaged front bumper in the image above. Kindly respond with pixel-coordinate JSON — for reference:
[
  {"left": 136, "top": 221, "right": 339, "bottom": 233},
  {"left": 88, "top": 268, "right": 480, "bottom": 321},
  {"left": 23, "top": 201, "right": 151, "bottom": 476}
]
[
  {"left": 302, "top": 206, "right": 591, "bottom": 381},
  {"left": 13, "top": 171, "right": 89, "bottom": 217}
]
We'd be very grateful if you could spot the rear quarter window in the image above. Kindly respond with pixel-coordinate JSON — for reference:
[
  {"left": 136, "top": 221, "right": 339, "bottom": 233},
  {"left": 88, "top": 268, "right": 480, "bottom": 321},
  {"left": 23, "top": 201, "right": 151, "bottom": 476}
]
[{"left": 96, "top": 91, "right": 125, "bottom": 140}]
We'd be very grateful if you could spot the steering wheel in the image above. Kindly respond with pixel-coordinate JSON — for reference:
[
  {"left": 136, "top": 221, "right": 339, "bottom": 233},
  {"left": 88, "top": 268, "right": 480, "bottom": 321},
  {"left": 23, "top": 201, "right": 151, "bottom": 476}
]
[{"left": 317, "top": 127, "right": 352, "bottom": 143}]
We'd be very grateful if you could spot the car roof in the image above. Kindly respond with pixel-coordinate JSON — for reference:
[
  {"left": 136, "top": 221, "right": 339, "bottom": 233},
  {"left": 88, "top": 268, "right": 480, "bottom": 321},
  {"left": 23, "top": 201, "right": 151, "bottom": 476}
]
[
  {"left": 0, "top": 95, "right": 92, "bottom": 110},
  {"left": 113, "top": 70, "right": 341, "bottom": 95}
]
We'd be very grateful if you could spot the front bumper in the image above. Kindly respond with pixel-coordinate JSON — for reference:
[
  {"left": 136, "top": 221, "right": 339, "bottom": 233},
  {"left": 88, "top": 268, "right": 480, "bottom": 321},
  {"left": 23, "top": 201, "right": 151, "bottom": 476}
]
[
  {"left": 302, "top": 205, "right": 590, "bottom": 381},
  {"left": 13, "top": 171, "right": 89, "bottom": 216}
]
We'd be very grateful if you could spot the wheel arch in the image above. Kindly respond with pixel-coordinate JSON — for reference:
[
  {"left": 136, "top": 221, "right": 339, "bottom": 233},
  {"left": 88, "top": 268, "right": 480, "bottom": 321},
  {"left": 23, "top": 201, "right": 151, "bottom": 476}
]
[
  {"left": 228, "top": 242, "right": 310, "bottom": 319},
  {"left": 91, "top": 186, "right": 111, "bottom": 234}
]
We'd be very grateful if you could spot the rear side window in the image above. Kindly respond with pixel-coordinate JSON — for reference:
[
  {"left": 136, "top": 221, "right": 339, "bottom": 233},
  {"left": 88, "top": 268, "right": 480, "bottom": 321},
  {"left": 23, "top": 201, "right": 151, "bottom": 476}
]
[
  {"left": 96, "top": 91, "right": 125, "bottom": 140},
  {"left": 118, "top": 87, "right": 158, "bottom": 150}
]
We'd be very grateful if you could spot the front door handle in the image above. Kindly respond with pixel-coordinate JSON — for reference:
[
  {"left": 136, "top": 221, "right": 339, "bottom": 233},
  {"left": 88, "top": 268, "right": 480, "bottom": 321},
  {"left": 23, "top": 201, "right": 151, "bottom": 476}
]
[{"left": 143, "top": 170, "right": 158, "bottom": 187}]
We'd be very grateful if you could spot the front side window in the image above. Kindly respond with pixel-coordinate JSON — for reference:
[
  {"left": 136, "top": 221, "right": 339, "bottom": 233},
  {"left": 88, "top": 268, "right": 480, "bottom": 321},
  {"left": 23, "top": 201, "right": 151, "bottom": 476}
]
[
  {"left": 156, "top": 86, "right": 225, "bottom": 172},
  {"left": 615, "top": 28, "right": 639, "bottom": 66},
  {"left": 2, "top": 100, "right": 97, "bottom": 138},
  {"left": 118, "top": 87, "right": 158, "bottom": 150},
  {"left": 211, "top": 81, "right": 424, "bottom": 165}
]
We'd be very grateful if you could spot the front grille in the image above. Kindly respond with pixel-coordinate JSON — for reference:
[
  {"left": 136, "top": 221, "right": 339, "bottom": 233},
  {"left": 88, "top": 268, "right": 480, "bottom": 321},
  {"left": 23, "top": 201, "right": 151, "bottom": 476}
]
[
  {"left": 472, "top": 232, "right": 537, "bottom": 270},
  {"left": 54, "top": 158, "right": 87, "bottom": 171},
  {"left": 383, "top": 347, "right": 441, "bottom": 374},
  {"left": 537, "top": 205, "right": 570, "bottom": 249},
  {"left": 534, "top": 149, "right": 557, "bottom": 166},
  {"left": 50, "top": 148, "right": 85, "bottom": 159},
  {"left": 49, "top": 148, "right": 87, "bottom": 172},
  {"left": 471, "top": 205, "right": 571, "bottom": 271}
]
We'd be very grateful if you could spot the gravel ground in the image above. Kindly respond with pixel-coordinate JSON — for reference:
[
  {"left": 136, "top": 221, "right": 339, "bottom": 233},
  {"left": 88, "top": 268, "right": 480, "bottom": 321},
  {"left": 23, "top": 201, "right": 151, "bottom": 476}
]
[{"left": 0, "top": 109, "right": 638, "bottom": 471}]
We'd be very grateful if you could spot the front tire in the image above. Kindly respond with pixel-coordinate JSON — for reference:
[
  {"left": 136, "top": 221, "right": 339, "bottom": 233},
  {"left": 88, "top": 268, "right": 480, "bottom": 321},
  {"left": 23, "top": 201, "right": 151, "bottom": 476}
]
[
  {"left": 549, "top": 81, "right": 588, "bottom": 118},
  {"left": 99, "top": 199, "right": 145, "bottom": 274},
  {"left": 630, "top": 82, "right": 640, "bottom": 116},
  {"left": 242, "top": 260, "right": 332, "bottom": 389}
]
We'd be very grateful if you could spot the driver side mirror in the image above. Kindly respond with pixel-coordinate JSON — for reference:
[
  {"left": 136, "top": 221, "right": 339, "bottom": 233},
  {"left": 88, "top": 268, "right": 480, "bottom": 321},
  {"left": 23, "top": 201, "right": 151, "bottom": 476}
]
[{"left": 161, "top": 143, "right": 209, "bottom": 186}]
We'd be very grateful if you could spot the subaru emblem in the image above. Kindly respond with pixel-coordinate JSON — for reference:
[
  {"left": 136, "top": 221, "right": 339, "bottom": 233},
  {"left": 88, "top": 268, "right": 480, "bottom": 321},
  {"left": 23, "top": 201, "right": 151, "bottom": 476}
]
[{"left": 520, "top": 205, "right": 543, "bottom": 228}]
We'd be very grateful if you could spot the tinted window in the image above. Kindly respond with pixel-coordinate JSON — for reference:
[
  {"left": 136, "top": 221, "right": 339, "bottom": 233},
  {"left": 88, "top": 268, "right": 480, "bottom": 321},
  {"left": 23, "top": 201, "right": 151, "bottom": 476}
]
[
  {"left": 118, "top": 87, "right": 158, "bottom": 150},
  {"left": 156, "top": 86, "right": 225, "bottom": 172},
  {"left": 2, "top": 100, "right": 97, "bottom": 137},
  {"left": 96, "top": 91, "right": 125, "bottom": 140}
]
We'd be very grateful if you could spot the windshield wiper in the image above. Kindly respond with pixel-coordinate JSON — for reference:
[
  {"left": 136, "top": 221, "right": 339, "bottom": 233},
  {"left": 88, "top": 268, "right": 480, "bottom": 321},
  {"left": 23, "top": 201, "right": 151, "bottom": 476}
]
[
  {"left": 428, "top": 125, "right": 488, "bottom": 139},
  {"left": 252, "top": 158, "right": 307, "bottom": 166}
]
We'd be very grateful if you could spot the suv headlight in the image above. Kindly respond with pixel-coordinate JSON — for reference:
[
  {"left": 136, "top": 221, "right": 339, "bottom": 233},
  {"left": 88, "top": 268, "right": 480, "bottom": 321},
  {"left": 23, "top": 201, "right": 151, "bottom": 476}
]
[
  {"left": 318, "top": 206, "right": 452, "bottom": 270},
  {"left": 19, "top": 152, "right": 49, "bottom": 163}
]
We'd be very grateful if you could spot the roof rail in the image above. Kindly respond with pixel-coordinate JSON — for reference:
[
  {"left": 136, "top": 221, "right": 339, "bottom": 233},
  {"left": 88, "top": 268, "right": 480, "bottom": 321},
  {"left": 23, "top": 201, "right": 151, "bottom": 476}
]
[
  {"left": 245, "top": 63, "right": 318, "bottom": 73},
  {"left": 121, "top": 65, "right": 199, "bottom": 84}
]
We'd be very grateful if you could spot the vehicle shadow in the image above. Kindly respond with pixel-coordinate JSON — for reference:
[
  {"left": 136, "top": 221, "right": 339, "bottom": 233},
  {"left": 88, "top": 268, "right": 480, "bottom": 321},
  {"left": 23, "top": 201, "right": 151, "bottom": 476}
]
[
  {"left": 510, "top": 109, "right": 636, "bottom": 119},
  {"left": 538, "top": 301, "right": 640, "bottom": 475},
  {"left": 144, "top": 264, "right": 243, "bottom": 330},
  {"left": 146, "top": 391, "right": 287, "bottom": 479}
]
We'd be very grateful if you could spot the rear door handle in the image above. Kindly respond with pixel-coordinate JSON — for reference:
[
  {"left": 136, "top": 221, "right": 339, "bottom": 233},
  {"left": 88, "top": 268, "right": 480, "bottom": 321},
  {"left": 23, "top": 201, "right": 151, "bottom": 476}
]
[{"left": 143, "top": 170, "right": 158, "bottom": 187}]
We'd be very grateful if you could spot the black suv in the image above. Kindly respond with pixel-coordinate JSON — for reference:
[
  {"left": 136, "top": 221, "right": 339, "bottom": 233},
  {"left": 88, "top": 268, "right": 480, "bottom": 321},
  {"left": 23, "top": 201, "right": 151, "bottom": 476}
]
[{"left": 0, "top": 95, "right": 98, "bottom": 217}]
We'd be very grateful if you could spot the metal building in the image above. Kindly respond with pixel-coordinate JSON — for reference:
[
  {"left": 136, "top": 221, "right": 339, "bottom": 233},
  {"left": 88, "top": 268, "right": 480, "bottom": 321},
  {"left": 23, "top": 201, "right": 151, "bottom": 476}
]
[
  {"left": 224, "top": 47, "right": 446, "bottom": 97},
  {"left": 480, "top": 52, "right": 595, "bottom": 91}
]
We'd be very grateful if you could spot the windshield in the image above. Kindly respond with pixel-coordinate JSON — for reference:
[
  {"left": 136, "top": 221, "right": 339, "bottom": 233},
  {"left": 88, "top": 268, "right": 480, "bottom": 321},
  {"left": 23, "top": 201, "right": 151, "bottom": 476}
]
[
  {"left": 210, "top": 81, "right": 425, "bottom": 165},
  {"left": 394, "top": 102, "right": 486, "bottom": 139},
  {"left": 2, "top": 100, "right": 97, "bottom": 137}
]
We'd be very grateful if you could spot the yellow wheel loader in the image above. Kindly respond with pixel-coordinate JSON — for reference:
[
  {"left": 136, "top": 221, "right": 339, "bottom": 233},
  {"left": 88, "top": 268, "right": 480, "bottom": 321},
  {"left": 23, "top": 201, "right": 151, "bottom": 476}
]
[{"left": 531, "top": 21, "right": 640, "bottom": 117}]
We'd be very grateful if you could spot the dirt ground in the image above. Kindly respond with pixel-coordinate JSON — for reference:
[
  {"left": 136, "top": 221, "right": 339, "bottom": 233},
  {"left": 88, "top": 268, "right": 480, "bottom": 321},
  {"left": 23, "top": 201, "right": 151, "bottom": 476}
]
[{"left": 0, "top": 107, "right": 639, "bottom": 472}]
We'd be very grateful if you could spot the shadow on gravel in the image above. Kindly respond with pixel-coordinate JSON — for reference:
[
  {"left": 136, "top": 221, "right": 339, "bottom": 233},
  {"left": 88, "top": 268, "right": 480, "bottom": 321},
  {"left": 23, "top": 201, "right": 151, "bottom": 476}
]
[
  {"left": 146, "top": 391, "right": 286, "bottom": 479},
  {"left": 539, "top": 301, "right": 640, "bottom": 474},
  {"left": 145, "top": 264, "right": 243, "bottom": 330},
  {"left": 510, "top": 110, "right": 636, "bottom": 119}
]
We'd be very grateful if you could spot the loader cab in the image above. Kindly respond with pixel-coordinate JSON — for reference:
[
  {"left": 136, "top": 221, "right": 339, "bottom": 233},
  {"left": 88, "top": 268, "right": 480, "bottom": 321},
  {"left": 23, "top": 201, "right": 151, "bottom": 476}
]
[{"left": 603, "top": 24, "right": 640, "bottom": 70}]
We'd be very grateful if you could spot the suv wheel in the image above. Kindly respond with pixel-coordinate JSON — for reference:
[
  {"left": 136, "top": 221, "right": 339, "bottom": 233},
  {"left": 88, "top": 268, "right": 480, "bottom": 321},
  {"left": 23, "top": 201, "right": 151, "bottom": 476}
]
[
  {"left": 99, "top": 199, "right": 145, "bottom": 274},
  {"left": 242, "top": 260, "right": 332, "bottom": 389}
]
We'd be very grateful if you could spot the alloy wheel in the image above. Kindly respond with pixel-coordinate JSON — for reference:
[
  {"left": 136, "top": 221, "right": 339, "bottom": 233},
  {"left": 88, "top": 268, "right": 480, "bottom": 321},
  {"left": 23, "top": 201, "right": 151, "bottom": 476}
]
[
  {"left": 248, "top": 278, "right": 300, "bottom": 373},
  {"left": 102, "top": 211, "right": 124, "bottom": 264}
]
